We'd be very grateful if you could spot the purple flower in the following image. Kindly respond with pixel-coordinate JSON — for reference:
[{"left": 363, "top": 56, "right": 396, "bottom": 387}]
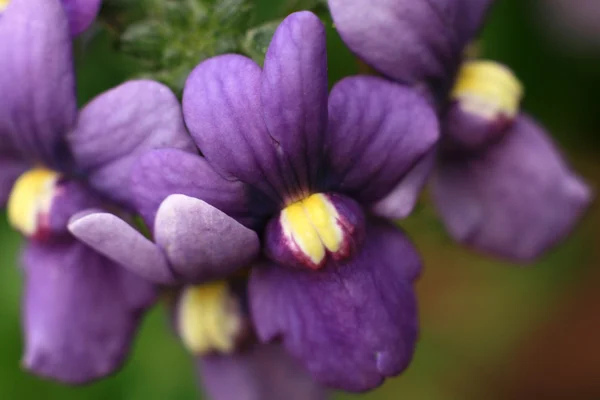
[
  {"left": 70, "top": 11, "right": 439, "bottom": 391},
  {"left": 0, "top": 0, "right": 192, "bottom": 383},
  {"left": 330, "top": 0, "right": 592, "bottom": 262},
  {"left": 173, "top": 280, "right": 328, "bottom": 400}
]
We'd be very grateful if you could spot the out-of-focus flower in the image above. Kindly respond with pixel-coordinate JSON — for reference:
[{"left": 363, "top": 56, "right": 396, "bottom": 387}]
[
  {"left": 70, "top": 11, "right": 439, "bottom": 392},
  {"left": 330, "top": 0, "right": 592, "bottom": 262},
  {"left": 537, "top": 0, "right": 600, "bottom": 50},
  {"left": 0, "top": 0, "right": 192, "bottom": 383},
  {"left": 175, "top": 280, "right": 328, "bottom": 400}
]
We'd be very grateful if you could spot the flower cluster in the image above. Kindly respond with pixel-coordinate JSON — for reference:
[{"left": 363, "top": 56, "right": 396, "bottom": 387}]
[{"left": 0, "top": 0, "right": 591, "bottom": 399}]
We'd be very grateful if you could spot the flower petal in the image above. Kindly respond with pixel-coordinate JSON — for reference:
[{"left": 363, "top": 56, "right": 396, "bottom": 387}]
[
  {"left": 260, "top": 11, "right": 328, "bottom": 193},
  {"left": 21, "top": 239, "right": 156, "bottom": 384},
  {"left": 69, "top": 80, "right": 195, "bottom": 208},
  {"left": 131, "top": 149, "right": 274, "bottom": 230},
  {"left": 432, "top": 114, "right": 592, "bottom": 261},
  {"left": 183, "top": 54, "right": 286, "bottom": 202},
  {"left": 198, "top": 343, "right": 328, "bottom": 400},
  {"left": 326, "top": 76, "right": 438, "bottom": 204},
  {"left": 328, "top": 0, "right": 494, "bottom": 87},
  {"left": 47, "top": 180, "right": 105, "bottom": 236},
  {"left": 371, "top": 151, "right": 436, "bottom": 219},
  {"left": 0, "top": 0, "right": 77, "bottom": 167},
  {"left": 68, "top": 211, "right": 176, "bottom": 284},
  {"left": 154, "top": 194, "right": 260, "bottom": 283},
  {"left": 183, "top": 12, "right": 328, "bottom": 204},
  {"left": 249, "top": 219, "right": 420, "bottom": 392},
  {"left": 0, "top": 157, "right": 29, "bottom": 207},
  {"left": 60, "top": 0, "right": 102, "bottom": 36}
]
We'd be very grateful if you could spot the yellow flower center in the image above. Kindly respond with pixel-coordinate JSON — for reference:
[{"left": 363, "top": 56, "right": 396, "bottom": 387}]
[
  {"left": 7, "top": 168, "right": 59, "bottom": 237},
  {"left": 452, "top": 60, "right": 524, "bottom": 119},
  {"left": 280, "top": 193, "right": 344, "bottom": 268},
  {"left": 0, "top": 0, "right": 10, "bottom": 12},
  {"left": 178, "top": 282, "right": 245, "bottom": 355}
]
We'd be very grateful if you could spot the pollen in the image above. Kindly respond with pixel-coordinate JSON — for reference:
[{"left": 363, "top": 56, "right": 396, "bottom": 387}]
[
  {"left": 280, "top": 193, "right": 343, "bottom": 267},
  {"left": 452, "top": 60, "right": 524, "bottom": 120},
  {"left": 7, "top": 168, "right": 59, "bottom": 237},
  {"left": 178, "top": 282, "right": 244, "bottom": 355}
]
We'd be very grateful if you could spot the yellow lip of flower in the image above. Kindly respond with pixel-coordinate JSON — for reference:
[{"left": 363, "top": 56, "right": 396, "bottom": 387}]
[
  {"left": 280, "top": 193, "right": 344, "bottom": 268},
  {"left": 452, "top": 60, "right": 524, "bottom": 120},
  {"left": 178, "top": 282, "right": 245, "bottom": 355},
  {"left": 0, "top": 0, "right": 10, "bottom": 12},
  {"left": 7, "top": 168, "right": 60, "bottom": 237}
]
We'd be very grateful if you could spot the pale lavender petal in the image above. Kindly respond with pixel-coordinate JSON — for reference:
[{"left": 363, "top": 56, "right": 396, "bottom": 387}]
[
  {"left": 371, "top": 151, "right": 436, "bottom": 220},
  {"left": 154, "top": 194, "right": 260, "bottom": 283},
  {"left": 198, "top": 343, "right": 328, "bottom": 400},
  {"left": 328, "top": 0, "right": 494, "bottom": 87},
  {"left": 433, "top": 114, "right": 592, "bottom": 261},
  {"left": 131, "top": 149, "right": 275, "bottom": 230},
  {"left": 260, "top": 11, "right": 328, "bottom": 192},
  {"left": 60, "top": 0, "right": 102, "bottom": 36},
  {"left": 0, "top": 0, "right": 77, "bottom": 167},
  {"left": 22, "top": 239, "right": 156, "bottom": 384},
  {"left": 68, "top": 211, "right": 176, "bottom": 284},
  {"left": 326, "top": 76, "right": 438, "bottom": 204},
  {"left": 250, "top": 219, "right": 420, "bottom": 392},
  {"left": 70, "top": 80, "right": 195, "bottom": 208}
]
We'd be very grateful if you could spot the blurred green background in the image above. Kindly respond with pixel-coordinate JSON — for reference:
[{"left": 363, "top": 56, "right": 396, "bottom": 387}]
[{"left": 1, "top": 0, "right": 599, "bottom": 398}]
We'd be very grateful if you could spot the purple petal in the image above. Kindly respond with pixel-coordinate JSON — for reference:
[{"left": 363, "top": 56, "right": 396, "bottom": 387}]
[
  {"left": 21, "top": 238, "right": 156, "bottom": 384},
  {"left": 131, "top": 149, "right": 274, "bottom": 230},
  {"left": 0, "top": 0, "right": 77, "bottom": 167},
  {"left": 68, "top": 211, "right": 176, "bottom": 284},
  {"left": 0, "top": 157, "right": 29, "bottom": 207},
  {"left": 249, "top": 219, "right": 420, "bottom": 392},
  {"left": 260, "top": 11, "right": 328, "bottom": 193},
  {"left": 60, "top": 0, "right": 102, "bottom": 36},
  {"left": 443, "top": 98, "right": 514, "bottom": 152},
  {"left": 326, "top": 76, "right": 438, "bottom": 204},
  {"left": 70, "top": 80, "right": 195, "bottom": 208},
  {"left": 183, "top": 54, "right": 285, "bottom": 202},
  {"left": 328, "top": 0, "right": 494, "bottom": 87},
  {"left": 183, "top": 13, "right": 328, "bottom": 204},
  {"left": 432, "top": 114, "right": 592, "bottom": 261},
  {"left": 47, "top": 180, "right": 105, "bottom": 236},
  {"left": 371, "top": 151, "right": 436, "bottom": 219},
  {"left": 154, "top": 194, "right": 260, "bottom": 283},
  {"left": 198, "top": 343, "right": 328, "bottom": 400}
]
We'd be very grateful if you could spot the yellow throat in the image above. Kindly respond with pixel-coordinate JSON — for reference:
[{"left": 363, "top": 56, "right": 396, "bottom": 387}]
[
  {"left": 7, "top": 168, "right": 59, "bottom": 237},
  {"left": 178, "top": 282, "right": 245, "bottom": 355},
  {"left": 452, "top": 60, "right": 524, "bottom": 120},
  {"left": 280, "top": 193, "right": 345, "bottom": 268},
  {"left": 0, "top": 0, "right": 10, "bottom": 12}
]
